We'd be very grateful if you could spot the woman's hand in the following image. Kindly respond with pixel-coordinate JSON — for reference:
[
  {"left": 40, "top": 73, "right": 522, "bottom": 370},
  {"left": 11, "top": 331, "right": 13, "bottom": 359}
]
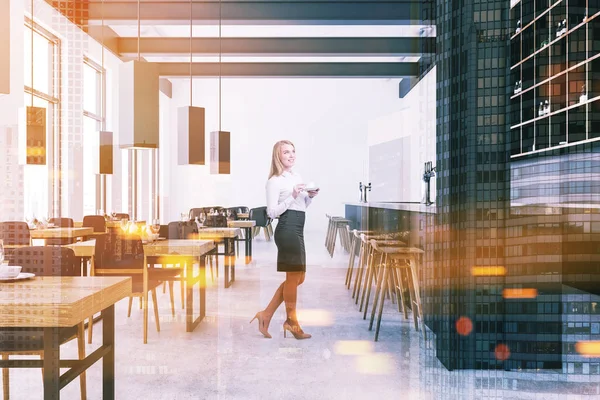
[
  {"left": 307, "top": 188, "right": 320, "bottom": 198},
  {"left": 292, "top": 184, "right": 306, "bottom": 199}
]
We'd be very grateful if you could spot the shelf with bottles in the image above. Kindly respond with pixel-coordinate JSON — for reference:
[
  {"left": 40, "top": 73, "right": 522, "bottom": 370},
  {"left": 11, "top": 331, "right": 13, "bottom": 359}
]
[
  {"left": 510, "top": 51, "right": 600, "bottom": 101},
  {"left": 511, "top": 94, "right": 600, "bottom": 129},
  {"left": 511, "top": 7, "right": 599, "bottom": 71}
]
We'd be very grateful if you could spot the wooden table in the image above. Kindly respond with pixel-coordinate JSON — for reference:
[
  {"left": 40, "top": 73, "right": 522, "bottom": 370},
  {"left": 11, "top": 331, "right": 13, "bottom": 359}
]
[
  {"left": 74, "top": 220, "right": 146, "bottom": 229},
  {"left": 227, "top": 220, "right": 256, "bottom": 264},
  {"left": 237, "top": 213, "right": 249, "bottom": 220},
  {"left": 190, "top": 228, "right": 240, "bottom": 288},
  {"left": 30, "top": 227, "right": 94, "bottom": 245},
  {"left": 65, "top": 239, "right": 215, "bottom": 337},
  {"left": 0, "top": 276, "right": 131, "bottom": 399}
]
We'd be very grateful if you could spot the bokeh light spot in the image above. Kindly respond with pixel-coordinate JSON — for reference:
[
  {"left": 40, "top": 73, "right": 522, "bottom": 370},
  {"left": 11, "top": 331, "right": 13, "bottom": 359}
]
[
  {"left": 456, "top": 316, "right": 473, "bottom": 336},
  {"left": 495, "top": 344, "right": 511, "bottom": 361}
]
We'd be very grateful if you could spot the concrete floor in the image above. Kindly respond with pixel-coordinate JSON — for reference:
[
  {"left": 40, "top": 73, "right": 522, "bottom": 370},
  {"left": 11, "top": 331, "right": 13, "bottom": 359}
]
[{"left": 5, "top": 230, "right": 600, "bottom": 399}]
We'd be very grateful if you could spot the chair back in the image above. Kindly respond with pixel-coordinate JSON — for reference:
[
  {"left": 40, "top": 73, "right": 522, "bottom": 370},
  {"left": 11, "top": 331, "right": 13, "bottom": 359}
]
[
  {"left": 204, "top": 215, "right": 228, "bottom": 227},
  {"left": 0, "top": 221, "right": 31, "bottom": 245},
  {"left": 10, "top": 246, "right": 79, "bottom": 276},
  {"left": 49, "top": 217, "right": 74, "bottom": 228},
  {"left": 114, "top": 213, "right": 130, "bottom": 221},
  {"left": 236, "top": 206, "right": 249, "bottom": 214},
  {"left": 158, "top": 224, "right": 169, "bottom": 239},
  {"left": 95, "top": 230, "right": 144, "bottom": 272},
  {"left": 249, "top": 207, "right": 269, "bottom": 227},
  {"left": 225, "top": 207, "right": 239, "bottom": 220},
  {"left": 83, "top": 215, "right": 106, "bottom": 233},
  {"left": 167, "top": 221, "right": 196, "bottom": 239}
]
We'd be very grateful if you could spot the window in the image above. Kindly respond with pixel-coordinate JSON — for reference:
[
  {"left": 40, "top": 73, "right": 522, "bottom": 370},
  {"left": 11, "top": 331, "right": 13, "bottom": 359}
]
[
  {"left": 23, "top": 19, "right": 59, "bottom": 220},
  {"left": 82, "top": 57, "right": 105, "bottom": 216}
]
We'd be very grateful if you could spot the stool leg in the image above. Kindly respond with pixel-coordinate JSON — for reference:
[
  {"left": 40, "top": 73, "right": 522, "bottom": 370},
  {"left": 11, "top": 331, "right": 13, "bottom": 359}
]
[
  {"left": 361, "top": 250, "right": 382, "bottom": 316},
  {"left": 352, "top": 242, "right": 366, "bottom": 298},
  {"left": 325, "top": 216, "right": 331, "bottom": 248},
  {"left": 349, "top": 238, "right": 364, "bottom": 290},
  {"left": 409, "top": 259, "right": 427, "bottom": 339},
  {"left": 355, "top": 244, "right": 372, "bottom": 304},
  {"left": 374, "top": 267, "right": 390, "bottom": 342},
  {"left": 390, "top": 267, "right": 403, "bottom": 313},
  {"left": 396, "top": 265, "right": 409, "bottom": 320},
  {"left": 345, "top": 236, "right": 356, "bottom": 286},
  {"left": 369, "top": 262, "right": 386, "bottom": 331}
]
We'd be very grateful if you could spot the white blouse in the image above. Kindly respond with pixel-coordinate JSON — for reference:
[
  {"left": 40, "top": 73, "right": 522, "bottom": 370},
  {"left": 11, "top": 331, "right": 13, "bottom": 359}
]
[{"left": 266, "top": 170, "right": 312, "bottom": 219}]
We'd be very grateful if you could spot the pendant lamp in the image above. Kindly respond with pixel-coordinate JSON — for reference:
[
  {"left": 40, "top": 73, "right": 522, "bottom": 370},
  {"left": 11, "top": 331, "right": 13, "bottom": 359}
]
[
  {"left": 0, "top": 0, "right": 9, "bottom": 94},
  {"left": 119, "top": 0, "right": 159, "bottom": 149},
  {"left": 178, "top": 0, "right": 206, "bottom": 165},
  {"left": 95, "top": 0, "right": 113, "bottom": 174},
  {"left": 210, "top": 0, "right": 230, "bottom": 174}
]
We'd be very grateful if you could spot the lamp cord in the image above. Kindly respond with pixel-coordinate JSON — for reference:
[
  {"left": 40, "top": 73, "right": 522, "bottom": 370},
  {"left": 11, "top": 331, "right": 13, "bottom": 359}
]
[
  {"left": 137, "top": 0, "right": 140, "bottom": 62},
  {"left": 30, "top": 0, "right": 33, "bottom": 106},
  {"left": 219, "top": 0, "right": 222, "bottom": 131},
  {"left": 190, "top": 0, "right": 192, "bottom": 106}
]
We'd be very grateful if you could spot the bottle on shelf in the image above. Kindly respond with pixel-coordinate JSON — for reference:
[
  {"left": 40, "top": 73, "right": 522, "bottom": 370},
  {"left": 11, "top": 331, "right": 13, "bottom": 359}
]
[
  {"left": 580, "top": 84, "right": 588, "bottom": 103},
  {"left": 514, "top": 80, "right": 522, "bottom": 94},
  {"left": 544, "top": 100, "right": 550, "bottom": 115},
  {"left": 538, "top": 102, "right": 544, "bottom": 117},
  {"left": 515, "top": 20, "right": 521, "bottom": 34}
]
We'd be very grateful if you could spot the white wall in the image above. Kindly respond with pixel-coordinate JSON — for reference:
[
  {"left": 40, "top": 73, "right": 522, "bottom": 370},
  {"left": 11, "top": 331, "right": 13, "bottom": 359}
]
[
  {"left": 367, "top": 67, "right": 436, "bottom": 203},
  {"left": 162, "top": 78, "right": 405, "bottom": 234}
]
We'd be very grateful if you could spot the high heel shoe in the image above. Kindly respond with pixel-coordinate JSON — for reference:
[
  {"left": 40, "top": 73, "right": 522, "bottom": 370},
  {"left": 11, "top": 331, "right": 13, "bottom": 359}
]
[
  {"left": 249, "top": 311, "right": 272, "bottom": 338},
  {"left": 283, "top": 320, "right": 311, "bottom": 340}
]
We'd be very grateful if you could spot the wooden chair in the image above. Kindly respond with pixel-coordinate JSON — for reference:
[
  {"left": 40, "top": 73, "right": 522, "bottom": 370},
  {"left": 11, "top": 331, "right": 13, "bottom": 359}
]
[
  {"left": 0, "top": 222, "right": 31, "bottom": 262},
  {"left": 46, "top": 218, "right": 75, "bottom": 245},
  {"left": 3, "top": 246, "right": 86, "bottom": 400},
  {"left": 93, "top": 231, "right": 170, "bottom": 344},
  {"left": 82, "top": 215, "right": 106, "bottom": 233}
]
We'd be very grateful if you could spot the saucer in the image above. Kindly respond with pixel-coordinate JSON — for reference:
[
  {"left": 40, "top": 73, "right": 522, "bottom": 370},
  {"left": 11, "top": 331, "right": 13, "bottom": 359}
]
[
  {"left": 0, "top": 272, "right": 35, "bottom": 282},
  {"left": 305, "top": 187, "right": 319, "bottom": 191}
]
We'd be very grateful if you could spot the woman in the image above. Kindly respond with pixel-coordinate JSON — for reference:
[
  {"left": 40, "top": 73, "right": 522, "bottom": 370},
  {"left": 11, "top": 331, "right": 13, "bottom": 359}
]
[{"left": 250, "top": 140, "right": 319, "bottom": 339}]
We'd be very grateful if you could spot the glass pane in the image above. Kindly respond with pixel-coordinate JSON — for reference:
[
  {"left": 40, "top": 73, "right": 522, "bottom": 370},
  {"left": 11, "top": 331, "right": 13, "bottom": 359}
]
[
  {"left": 23, "top": 26, "right": 51, "bottom": 95},
  {"left": 83, "top": 116, "right": 99, "bottom": 216},
  {"left": 83, "top": 63, "right": 99, "bottom": 114},
  {"left": 22, "top": 95, "right": 50, "bottom": 221}
]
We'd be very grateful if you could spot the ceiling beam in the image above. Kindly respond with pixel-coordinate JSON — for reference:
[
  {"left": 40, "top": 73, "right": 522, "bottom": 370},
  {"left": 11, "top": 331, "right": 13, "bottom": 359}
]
[
  {"left": 117, "top": 37, "right": 435, "bottom": 57},
  {"left": 85, "top": 1, "right": 430, "bottom": 25},
  {"left": 155, "top": 62, "right": 420, "bottom": 77}
]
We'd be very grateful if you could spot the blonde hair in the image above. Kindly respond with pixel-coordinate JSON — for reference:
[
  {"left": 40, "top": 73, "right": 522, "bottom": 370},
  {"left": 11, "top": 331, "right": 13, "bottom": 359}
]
[{"left": 269, "top": 140, "right": 295, "bottom": 179}]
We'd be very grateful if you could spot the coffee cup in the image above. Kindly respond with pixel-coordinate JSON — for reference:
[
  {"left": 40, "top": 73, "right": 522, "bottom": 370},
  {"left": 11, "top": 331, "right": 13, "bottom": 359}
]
[{"left": 0, "top": 265, "right": 22, "bottom": 279}]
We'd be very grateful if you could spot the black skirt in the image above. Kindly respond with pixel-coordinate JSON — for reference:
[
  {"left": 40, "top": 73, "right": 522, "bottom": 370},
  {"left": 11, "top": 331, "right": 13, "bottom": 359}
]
[{"left": 274, "top": 210, "right": 306, "bottom": 272}]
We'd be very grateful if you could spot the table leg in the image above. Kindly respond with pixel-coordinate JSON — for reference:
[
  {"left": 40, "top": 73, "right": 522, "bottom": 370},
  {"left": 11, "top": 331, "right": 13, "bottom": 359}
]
[
  {"left": 199, "top": 255, "right": 206, "bottom": 321},
  {"left": 102, "top": 305, "right": 115, "bottom": 400},
  {"left": 42, "top": 327, "right": 60, "bottom": 400},
  {"left": 244, "top": 227, "right": 253, "bottom": 264},
  {"left": 224, "top": 238, "right": 235, "bottom": 288},
  {"left": 186, "top": 259, "right": 194, "bottom": 332},
  {"left": 186, "top": 257, "right": 206, "bottom": 332}
]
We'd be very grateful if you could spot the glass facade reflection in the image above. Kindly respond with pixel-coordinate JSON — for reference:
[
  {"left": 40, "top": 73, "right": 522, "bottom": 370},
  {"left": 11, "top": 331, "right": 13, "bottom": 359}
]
[{"left": 428, "top": 0, "right": 600, "bottom": 375}]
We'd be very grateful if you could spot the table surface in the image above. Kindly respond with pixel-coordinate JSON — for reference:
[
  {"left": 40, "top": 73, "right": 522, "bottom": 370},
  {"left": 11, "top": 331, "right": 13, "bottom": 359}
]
[
  {"left": 65, "top": 239, "right": 215, "bottom": 258},
  {"left": 0, "top": 276, "right": 131, "bottom": 327},
  {"left": 227, "top": 220, "right": 256, "bottom": 228},
  {"left": 191, "top": 227, "right": 241, "bottom": 239},
  {"left": 144, "top": 239, "right": 215, "bottom": 257},
  {"left": 29, "top": 227, "right": 94, "bottom": 239}
]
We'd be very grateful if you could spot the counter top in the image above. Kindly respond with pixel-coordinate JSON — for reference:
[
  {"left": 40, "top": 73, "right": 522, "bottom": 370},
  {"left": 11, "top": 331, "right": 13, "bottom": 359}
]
[{"left": 345, "top": 201, "right": 437, "bottom": 213}]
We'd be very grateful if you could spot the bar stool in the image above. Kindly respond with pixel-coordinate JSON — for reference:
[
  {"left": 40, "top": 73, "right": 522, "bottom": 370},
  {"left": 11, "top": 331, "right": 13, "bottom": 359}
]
[
  {"left": 325, "top": 214, "right": 350, "bottom": 257},
  {"left": 367, "top": 241, "right": 426, "bottom": 341},
  {"left": 353, "top": 234, "right": 405, "bottom": 304}
]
